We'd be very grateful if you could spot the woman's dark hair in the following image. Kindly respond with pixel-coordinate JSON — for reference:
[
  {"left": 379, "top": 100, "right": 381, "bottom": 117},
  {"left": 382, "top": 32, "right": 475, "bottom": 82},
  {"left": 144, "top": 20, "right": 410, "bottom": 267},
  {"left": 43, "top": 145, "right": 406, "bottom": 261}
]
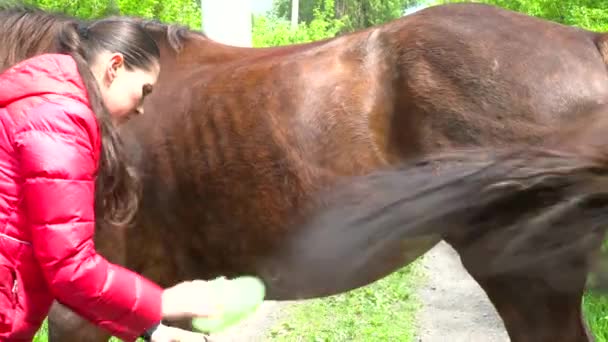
[{"left": 56, "top": 18, "right": 160, "bottom": 231}]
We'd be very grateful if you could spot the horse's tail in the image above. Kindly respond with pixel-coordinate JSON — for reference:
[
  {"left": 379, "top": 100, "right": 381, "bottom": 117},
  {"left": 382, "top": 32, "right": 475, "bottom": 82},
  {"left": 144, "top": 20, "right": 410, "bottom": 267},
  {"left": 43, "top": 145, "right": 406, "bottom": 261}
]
[
  {"left": 593, "top": 32, "right": 608, "bottom": 65},
  {"left": 277, "top": 146, "right": 608, "bottom": 294}
]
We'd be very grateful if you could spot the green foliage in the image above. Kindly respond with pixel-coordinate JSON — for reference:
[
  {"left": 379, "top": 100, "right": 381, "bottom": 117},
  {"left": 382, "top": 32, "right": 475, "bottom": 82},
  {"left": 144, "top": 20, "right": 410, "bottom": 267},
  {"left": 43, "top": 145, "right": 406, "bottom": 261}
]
[
  {"left": 115, "top": 0, "right": 200, "bottom": 28},
  {"left": 333, "top": 0, "right": 416, "bottom": 32},
  {"left": 271, "top": 0, "right": 415, "bottom": 33},
  {"left": 20, "top": 0, "right": 201, "bottom": 29},
  {"left": 272, "top": 0, "right": 323, "bottom": 24},
  {"left": 433, "top": 0, "right": 608, "bottom": 32},
  {"left": 21, "top": 0, "right": 119, "bottom": 18},
  {"left": 252, "top": 0, "right": 346, "bottom": 47}
]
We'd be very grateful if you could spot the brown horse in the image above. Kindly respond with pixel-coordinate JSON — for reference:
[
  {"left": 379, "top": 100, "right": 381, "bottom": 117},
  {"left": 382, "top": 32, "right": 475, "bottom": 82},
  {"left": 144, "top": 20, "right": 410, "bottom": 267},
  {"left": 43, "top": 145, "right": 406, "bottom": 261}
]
[{"left": 2, "top": 2, "right": 608, "bottom": 341}]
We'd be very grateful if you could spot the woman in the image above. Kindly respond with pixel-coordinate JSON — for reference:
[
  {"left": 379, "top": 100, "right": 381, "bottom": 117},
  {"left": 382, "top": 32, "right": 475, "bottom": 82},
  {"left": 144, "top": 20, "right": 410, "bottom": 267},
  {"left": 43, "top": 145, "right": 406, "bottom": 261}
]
[{"left": 0, "top": 18, "right": 217, "bottom": 342}]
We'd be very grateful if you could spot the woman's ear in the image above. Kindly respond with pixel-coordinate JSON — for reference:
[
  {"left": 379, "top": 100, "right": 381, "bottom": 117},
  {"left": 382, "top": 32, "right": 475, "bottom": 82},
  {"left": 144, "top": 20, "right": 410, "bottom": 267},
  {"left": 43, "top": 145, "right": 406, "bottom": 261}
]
[{"left": 107, "top": 53, "right": 125, "bottom": 84}]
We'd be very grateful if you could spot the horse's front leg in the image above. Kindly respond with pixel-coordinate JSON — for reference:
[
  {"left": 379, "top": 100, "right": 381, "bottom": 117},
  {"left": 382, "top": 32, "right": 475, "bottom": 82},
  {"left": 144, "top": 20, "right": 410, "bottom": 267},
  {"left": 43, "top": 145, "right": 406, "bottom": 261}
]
[{"left": 48, "top": 301, "right": 112, "bottom": 342}]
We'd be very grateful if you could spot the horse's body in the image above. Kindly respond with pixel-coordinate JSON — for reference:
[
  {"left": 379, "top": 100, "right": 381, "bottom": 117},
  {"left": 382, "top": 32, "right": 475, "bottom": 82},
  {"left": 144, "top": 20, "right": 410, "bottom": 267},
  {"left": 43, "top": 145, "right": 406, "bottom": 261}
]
[{"left": 2, "top": 2, "right": 608, "bottom": 341}]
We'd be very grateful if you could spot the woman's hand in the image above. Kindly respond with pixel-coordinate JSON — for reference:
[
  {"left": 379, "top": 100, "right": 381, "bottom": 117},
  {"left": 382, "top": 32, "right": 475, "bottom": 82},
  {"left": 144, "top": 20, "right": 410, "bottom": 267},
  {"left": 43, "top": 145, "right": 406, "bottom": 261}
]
[
  {"left": 150, "top": 323, "right": 210, "bottom": 342},
  {"left": 161, "top": 280, "right": 222, "bottom": 320}
]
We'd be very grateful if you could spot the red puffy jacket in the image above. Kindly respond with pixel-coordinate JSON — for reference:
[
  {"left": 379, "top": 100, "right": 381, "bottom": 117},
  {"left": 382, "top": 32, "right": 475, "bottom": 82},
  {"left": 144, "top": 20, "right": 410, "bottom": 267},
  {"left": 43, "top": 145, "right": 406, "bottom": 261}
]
[{"left": 0, "top": 54, "right": 162, "bottom": 341}]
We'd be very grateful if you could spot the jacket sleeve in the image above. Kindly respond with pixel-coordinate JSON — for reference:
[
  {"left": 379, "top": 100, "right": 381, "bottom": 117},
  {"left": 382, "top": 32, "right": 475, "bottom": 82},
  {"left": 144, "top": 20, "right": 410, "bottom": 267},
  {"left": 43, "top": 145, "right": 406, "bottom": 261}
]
[{"left": 14, "top": 103, "right": 163, "bottom": 342}]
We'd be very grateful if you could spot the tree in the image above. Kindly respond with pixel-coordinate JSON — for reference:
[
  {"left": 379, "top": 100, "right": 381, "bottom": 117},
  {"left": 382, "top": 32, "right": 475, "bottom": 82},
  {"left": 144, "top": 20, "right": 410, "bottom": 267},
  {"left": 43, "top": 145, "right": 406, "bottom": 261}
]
[
  {"left": 433, "top": 0, "right": 608, "bottom": 32},
  {"left": 271, "top": 0, "right": 418, "bottom": 33},
  {"left": 22, "top": 0, "right": 202, "bottom": 29},
  {"left": 333, "top": 0, "right": 418, "bottom": 31}
]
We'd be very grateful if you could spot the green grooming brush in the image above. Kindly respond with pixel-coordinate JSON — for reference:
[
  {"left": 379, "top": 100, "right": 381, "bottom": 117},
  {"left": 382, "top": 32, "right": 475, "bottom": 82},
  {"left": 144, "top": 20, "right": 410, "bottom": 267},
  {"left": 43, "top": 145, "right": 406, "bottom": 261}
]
[{"left": 191, "top": 276, "right": 266, "bottom": 334}]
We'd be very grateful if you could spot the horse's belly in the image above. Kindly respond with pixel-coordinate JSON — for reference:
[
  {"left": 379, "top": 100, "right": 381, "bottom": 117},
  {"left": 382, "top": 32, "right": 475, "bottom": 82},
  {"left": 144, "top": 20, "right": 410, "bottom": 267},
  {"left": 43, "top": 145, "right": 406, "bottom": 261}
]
[{"left": 262, "top": 234, "right": 441, "bottom": 300}]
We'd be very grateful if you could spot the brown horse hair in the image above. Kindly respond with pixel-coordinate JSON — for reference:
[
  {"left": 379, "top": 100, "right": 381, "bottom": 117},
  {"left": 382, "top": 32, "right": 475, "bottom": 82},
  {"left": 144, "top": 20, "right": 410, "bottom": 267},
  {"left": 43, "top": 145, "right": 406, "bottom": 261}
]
[{"left": 0, "top": 2, "right": 197, "bottom": 232}]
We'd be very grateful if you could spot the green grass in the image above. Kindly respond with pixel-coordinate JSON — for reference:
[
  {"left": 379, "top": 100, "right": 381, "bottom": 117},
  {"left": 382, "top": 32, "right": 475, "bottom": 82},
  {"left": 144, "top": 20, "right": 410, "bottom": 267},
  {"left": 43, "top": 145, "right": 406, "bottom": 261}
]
[
  {"left": 266, "top": 263, "right": 423, "bottom": 342},
  {"left": 33, "top": 319, "right": 133, "bottom": 342},
  {"left": 584, "top": 240, "right": 608, "bottom": 342},
  {"left": 584, "top": 291, "right": 608, "bottom": 342}
]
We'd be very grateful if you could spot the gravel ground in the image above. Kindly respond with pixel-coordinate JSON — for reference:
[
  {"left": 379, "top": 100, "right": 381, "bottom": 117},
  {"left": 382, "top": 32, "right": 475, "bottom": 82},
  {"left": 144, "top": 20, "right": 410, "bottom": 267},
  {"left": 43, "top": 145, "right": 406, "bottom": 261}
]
[{"left": 414, "top": 241, "right": 510, "bottom": 342}]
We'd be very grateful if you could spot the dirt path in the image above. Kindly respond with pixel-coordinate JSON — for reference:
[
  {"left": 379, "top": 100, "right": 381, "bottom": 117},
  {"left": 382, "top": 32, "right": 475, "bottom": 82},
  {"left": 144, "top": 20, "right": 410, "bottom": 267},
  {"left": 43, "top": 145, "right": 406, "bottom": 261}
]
[
  {"left": 209, "top": 300, "right": 292, "bottom": 342},
  {"left": 414, "top": 241, "right": 510, "bottom": 341}
]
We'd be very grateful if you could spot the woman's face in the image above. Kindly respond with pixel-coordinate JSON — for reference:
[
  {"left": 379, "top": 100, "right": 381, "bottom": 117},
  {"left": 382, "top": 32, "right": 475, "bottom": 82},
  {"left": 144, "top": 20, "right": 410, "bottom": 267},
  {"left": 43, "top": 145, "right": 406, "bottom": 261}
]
[{"left": 93, "top": 52, "right": 160, "bottom": 125}]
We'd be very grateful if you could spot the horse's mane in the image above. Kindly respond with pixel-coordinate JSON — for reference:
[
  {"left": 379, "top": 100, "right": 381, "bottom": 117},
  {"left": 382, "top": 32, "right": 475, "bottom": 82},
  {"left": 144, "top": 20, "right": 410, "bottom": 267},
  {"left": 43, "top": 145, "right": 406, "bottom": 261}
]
[
  {"left": 0, "top": 1, "right": 206, "bottom": 70},
  {"left": 105, "top": 15, "right": 207, "bottom": 52},
  {"left": 135, "top": 18, "right": 199, "bottom": 52}
]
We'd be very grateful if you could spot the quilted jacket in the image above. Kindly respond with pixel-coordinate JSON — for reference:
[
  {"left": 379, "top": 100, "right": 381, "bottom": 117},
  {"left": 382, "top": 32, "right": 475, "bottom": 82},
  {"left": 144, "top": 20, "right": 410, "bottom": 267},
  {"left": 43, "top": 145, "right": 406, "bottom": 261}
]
[{"left": 0, "top": 54, "right": 162, "bottom": 341}]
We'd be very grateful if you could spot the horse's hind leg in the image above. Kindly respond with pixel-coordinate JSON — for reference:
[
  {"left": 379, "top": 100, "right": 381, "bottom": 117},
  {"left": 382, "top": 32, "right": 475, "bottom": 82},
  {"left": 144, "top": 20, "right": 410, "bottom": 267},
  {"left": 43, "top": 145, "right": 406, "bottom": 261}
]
[
  {"left": 456, "top": 257, "right": 594, "bottom": 342},
  {"left": 48, "top": 301, "right": 111, "bottom": 342}
]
